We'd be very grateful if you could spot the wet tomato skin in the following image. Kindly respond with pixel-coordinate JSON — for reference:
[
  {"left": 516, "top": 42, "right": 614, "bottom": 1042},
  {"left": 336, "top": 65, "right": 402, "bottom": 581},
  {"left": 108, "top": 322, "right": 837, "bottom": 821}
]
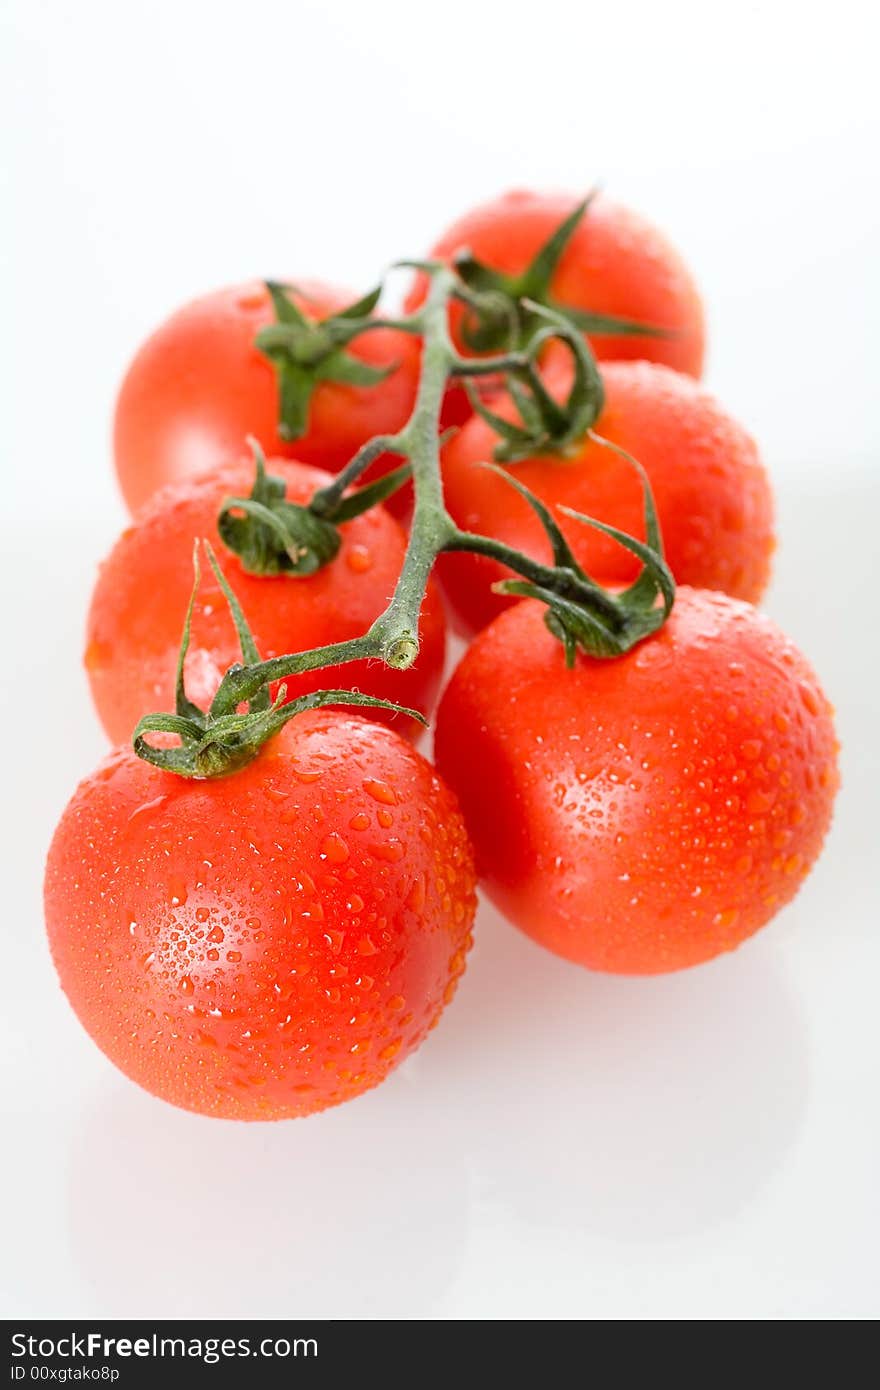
[
  {"left": 44, "top": 713, "right": 476, "bottom": 1120},
  {"left": 86, "top": 458, "right": 446, "bottom": 744},
  {"left": 113, "top": 280, "right": 419, "bottom": 516},
  {"left": 439, "top": 360, "right": 774, "bottom": 635},
  {"left": 434, "top": 591, "right": 839, "bottom": 975}
]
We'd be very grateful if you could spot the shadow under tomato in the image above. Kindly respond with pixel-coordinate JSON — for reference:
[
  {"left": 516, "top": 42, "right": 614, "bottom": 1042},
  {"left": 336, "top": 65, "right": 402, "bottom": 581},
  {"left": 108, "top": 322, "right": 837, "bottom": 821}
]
[
  {"left": 66, "top": 1064, "right": 468, "bottom": 1320},
  {"left": 411, "top": 897, "right": 809, "bottom": 1244}
]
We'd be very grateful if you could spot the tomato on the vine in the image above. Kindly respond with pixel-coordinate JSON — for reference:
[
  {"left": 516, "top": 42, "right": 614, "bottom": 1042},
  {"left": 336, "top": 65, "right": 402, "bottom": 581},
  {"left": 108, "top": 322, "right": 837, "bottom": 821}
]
[
  {"left": 86, "top": 458, "right": 446, "bottom": 744},
  {"left": 114, "top": 280, "right": 419, "bottom": 515},
  {"left": 407, "top": 189, "right": 706, "bottom": 381},
  {"left": 44, "top": 712, "right": 476, "bottom": 1120},
  {"left": 435, "top": 590, "right": 838, "bottom": 975},
  {"left": 438, "top": 360, "right": 774, "bottom": 634}
]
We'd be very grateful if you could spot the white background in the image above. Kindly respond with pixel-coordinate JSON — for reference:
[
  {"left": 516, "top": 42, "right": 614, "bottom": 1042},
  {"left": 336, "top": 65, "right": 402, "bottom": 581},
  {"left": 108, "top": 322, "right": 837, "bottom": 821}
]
[{"left": 2, "top": 0, "right": 878, "bottom": 1320}]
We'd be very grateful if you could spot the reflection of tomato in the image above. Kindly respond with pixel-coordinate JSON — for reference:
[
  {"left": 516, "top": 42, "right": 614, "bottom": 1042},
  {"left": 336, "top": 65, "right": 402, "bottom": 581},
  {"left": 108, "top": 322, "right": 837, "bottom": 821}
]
[
  {"left": 114, "top": 280, "right": 419, "bottom": 515},
  {"left": 439, "top": 360, "right": 774, "bottom": 634},
  {"left": 435, "top": 591, "right": 839, "bottom": 975},
  {"left": 86, "top": 459, "right": 446, "bottom": 743},
  {"left": 45, "top": 714, "right": 477, "bottom": 1120},
  {"left": 407, "top": 189, "right": 706, "bottom": 381}
]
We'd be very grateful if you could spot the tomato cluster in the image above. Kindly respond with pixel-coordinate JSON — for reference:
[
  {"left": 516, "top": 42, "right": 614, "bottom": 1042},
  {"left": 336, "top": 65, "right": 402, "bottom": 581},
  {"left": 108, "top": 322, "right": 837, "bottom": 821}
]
[{"left": 45, "top": 189, "right": 839, "bottom": 1122}]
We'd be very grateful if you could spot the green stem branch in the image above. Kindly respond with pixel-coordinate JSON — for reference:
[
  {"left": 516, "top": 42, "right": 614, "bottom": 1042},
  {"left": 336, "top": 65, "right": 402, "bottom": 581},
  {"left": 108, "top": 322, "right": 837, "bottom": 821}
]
[{"left": 136, "top": 245, "right": 674, "bottom": 778}]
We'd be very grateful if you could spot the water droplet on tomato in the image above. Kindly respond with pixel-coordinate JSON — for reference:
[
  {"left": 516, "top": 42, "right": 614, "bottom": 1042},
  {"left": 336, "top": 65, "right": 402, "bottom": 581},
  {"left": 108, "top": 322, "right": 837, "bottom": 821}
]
[
  {"left": 346, "top": 544, "right": 373, "bottom": 573},
  {"left": 798, "top": 682, "right": 821, "bottom": 715},
  {"left": 363, "top": 779, "right": 398, "bottom": 806},
  {"left": 127, "top": 794, "right": 168, "bottom": 824},
  {"left": 371, "top": 838, "right": 405, "bottom": 863},
  {"left": 321, "top": 833, "right": 350, "bottom": 863},
  {"left": 713, "top": 908, "right": 739, "bottom": 930},
  {"left": 291, "top": 762, "right": 323, "bottom": 783},
  {"left": 405, "top": 874, "right": 426, "bottom": 912}
]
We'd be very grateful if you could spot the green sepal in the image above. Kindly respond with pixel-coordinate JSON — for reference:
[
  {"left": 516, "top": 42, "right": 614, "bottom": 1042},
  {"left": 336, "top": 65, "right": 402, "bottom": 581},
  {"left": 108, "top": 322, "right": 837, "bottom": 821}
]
[
  {"left": 478, "top": 462, "right": 580, "bottom": 572},
  {"left": 330, "top": 462, "right": 412, "bottom": 522},
  {"left": 255, "top": 281, "right": 395, "bottom": 442},
  {"left": 133, "top": 539, "right": 426, "bottom": 780},
  {"left": 559, "top": 306, "right": 672, "bottom": 340},
  {"left": 135, "top": 686, "right": 425, "bottom": 781},
  {"left": 218, "top": 439, "right": 342, "bottom": 577},
  {"left": 486, "top": 451, "right": 675, "bottom": 662}
]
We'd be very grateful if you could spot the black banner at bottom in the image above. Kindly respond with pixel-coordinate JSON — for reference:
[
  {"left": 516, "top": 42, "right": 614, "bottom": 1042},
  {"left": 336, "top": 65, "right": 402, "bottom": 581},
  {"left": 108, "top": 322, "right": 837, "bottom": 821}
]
[{"left": 3, "top": 1319, "right": 549, "bottom": 1383}]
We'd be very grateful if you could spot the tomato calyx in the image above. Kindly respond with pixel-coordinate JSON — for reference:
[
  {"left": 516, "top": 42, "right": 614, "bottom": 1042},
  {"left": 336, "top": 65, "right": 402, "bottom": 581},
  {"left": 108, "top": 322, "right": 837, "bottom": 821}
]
[
  {"left": 452, "top": 441, "right": 675, "bottom": 664},
  {"left": 452, "top": 192, "right": 671, "bottom": 355},
  {"left": 255, "top": 282, "right": 398, "bottom": 442},
  {"left": 133, "top": 541, "right": 424, "bottom": 779},
  {"left": 218, "top": 439, "right": 342, "bottom": 576},
  {"left": 218, "top": 439, "right": 414, "bottom": 579},
  {"left": 456, "top": 300, "right": 606, "bottom": 462}
]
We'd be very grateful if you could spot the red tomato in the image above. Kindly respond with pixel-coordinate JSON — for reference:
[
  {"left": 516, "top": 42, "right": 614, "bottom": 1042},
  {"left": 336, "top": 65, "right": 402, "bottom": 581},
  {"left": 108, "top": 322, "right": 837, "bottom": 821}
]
[
  {"left": 114, "top": 280, "right": 419, "bottom": 515},
  {"left": 438, "top": 360, "right": 774, "bottom": 634},
  {"left": 44, "top": 714, "right": 476, "bottom": 1119},
  {"left": 407, "top": 189, "right": 706, "bottom": 381},
  {"left": 434, "top": 591, "right": 839, "bottom": 975},
  {"left": 86, "top": 458, "right": 446, "bottom": 744}
]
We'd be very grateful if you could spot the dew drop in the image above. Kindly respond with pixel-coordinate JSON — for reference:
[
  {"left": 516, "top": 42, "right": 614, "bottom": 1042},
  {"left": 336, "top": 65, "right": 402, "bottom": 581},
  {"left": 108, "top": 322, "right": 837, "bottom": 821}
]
[
  {"left": 371, "top": 838, "right": 405, "bottom": 863},
  {"left": 363, "top": 779, "right": 398, "bottom": 806},
  {"left": 798, "top": 682, "right": 821, "bottom": 716},
  {"left": 169, "top": 879, "right": 189, "bottom": 906},
  {"left": 322, "top": 833, "right": 350, "bottom": 863},
  {"left": 127, "top": 794, "right": 168, "bottom": 824},
  {"left": 346, "top": 543, "right": 373, "bottom": 573},
  {"left": 405, "top": 874, "right": 426, "bottom": 912}
]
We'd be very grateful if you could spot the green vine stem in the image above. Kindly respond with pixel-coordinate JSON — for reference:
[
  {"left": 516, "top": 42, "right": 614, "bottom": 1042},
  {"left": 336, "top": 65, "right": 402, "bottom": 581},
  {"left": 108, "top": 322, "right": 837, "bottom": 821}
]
[{"left": 136, "top": 248, "right": 675, "bottom": 779}]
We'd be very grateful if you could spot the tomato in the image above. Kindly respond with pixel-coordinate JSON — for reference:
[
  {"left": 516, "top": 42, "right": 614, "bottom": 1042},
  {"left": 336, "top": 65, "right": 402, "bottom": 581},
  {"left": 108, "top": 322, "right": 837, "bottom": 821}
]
[
  {"left": 86, "top": 458, "right": 446, "bottom": 744},
  {"left": 434, "top": 591, "right": 839, "bottom": 975},
  {"left": 44, "top": 713, "right": 476, "bottom": 1120},
  {"left": 114, "top": 280, "right": 419, "bottom": 515},
  {"left": 438, "top": 360, "right": 774, "bottom": 634},
  {"left": 407, "top": 189, "right": 706, "bottom": 386}
]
